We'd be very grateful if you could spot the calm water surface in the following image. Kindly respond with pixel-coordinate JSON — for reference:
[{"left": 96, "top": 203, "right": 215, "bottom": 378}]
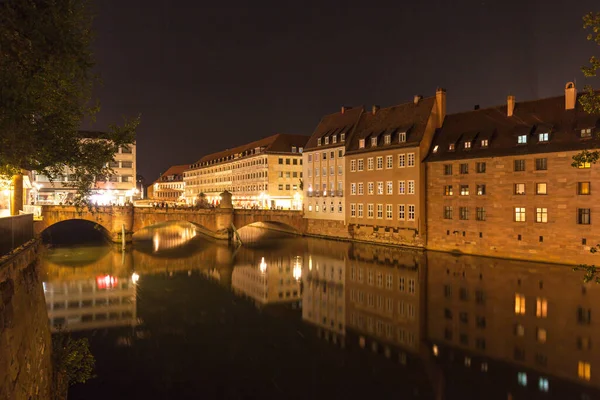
[{"left": 39, "top": 223, "right": 600, "bottom": 400}]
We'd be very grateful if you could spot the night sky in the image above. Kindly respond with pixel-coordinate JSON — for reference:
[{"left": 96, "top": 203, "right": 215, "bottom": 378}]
[{"left": 88, "top": 0, "right": 599, "bottom": 182}]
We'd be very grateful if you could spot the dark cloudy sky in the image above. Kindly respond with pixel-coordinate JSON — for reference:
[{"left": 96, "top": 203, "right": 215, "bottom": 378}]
[{"left": 88, "top": 0, "right": 600, "bottom": 182}]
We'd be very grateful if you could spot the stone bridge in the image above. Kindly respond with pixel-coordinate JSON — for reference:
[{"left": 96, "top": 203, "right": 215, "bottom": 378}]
[{"left": 35, "top": 202, "right": 307, "bottom": 243}]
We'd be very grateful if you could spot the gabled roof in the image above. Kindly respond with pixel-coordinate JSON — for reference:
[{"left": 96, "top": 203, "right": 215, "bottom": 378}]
[
  {"left": 346, "top": 96, "right": 436, "bottom": 154},
  {"left": 154, "top": 164, "right": 190, "bottom": 184},
  {"left": 193, "top": 134, "right": 309, "bottom": 167},
  {"left": 304, "top": 107, "right": 363, "bottom": 151},
  {"left": 426, "top": 92, "right": 600, "bottom": 162}
]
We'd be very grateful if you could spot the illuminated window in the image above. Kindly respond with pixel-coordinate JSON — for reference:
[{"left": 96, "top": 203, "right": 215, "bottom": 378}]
[
  {"left": 399, "top": 132, "right": 406, "bottom": 143},
  {"left": 536, "top": 297, "right": 548, "bottom": 317},
  {"left": 384, "top": 134, "right": 391, "bottom": 144},
  {"left": 514, "top": 183, "right": 525, "bottom": 195},
  {"left": 517, "top": 135, "right": 527, "bottom": 144},
  {"left": 536, "top": 208, "right": 548, "bottom": 223},
  {"left": 578, "top": 182, "right": 591, "bottom": 195},
  {"left": 581, "top": 128, "right": 593, "bottom": 138},
  {"left": 538, "top": 378, "right": 549, "bottom": 392},
  {"left": 515, "top": 293, "right": 526, "bottom": 314},
  {"left": 449, "top": 143, "right": 455, "bottom": 151},
  {"left": 578, "top": 361, "right": 591, "bottom": 381},
  {"left": 359, "top": 139, "right": 365, "bottom": 148},
  {"left": 460, "top": 185, "right": 469, "bottom": 195},
  {"left": 578, "top": 161, "right": 591, "bottom": 169},
  {"left": 481, "top": 139, "right": 489, "bottom": 147},
  {"left": 536, "top": 183, "right": 547, "bottom": 195},
  {"left": 433, "top": 145, "right": 439, "bottom": 153},
  {"left": 537, "top": 327, "right": 547, "bottom": 343},
  {"left": 477, "top": 184, "right": 486, "bottom": 195},
  {"left": 538, "top": 133, "right": 549, "bottom": 142},
  {"left": 518, "top": 372, "right": 528, "bottom": 386},
  {"left": 377, "top": 182, "right": 384, "bottom": 195},
  {"left": 386, "top": 181, "right": 393, "bottom": 194},
  {"left": 444, "top": 185, "right": 453, "bottom": 196},
  {"left": 351, "top": 183, "right": 356, "bottom": 195},
  {"left": 464, "top": 141, "right": 471, "bottom": 149},
  {"left": 515, "top": 207, "right": 526, "bottom": 222}
]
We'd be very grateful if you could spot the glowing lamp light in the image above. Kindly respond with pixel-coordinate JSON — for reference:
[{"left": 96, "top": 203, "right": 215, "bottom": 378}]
[
  {"left": 96, "top": 275, "right": 118, "bottom": 289},
  {"left": 432, "top": 345, "right": 439, "bottom": 356},
  {"left": 259, "top": 257, "right": 267, "bottom": 274},
  {"left": 293, "top": 257, "right": 302, "bottom": 281},
  {"left": 131, "top": 272, "right": 140, "bottom": 284}
]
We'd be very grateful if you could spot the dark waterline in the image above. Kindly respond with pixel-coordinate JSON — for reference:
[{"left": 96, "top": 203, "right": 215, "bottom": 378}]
[{"left": 39, "top": 224, "right": 600, "bottom": 400}]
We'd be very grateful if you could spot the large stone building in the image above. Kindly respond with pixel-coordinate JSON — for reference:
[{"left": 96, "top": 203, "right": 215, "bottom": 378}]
[
  {"left": 302, "top": 106, "right": 363, "bottom": 237},
  {"left": 149, "top": 164, "right": 189, "bottom": 203},
  {"left": 425, "top": 83, "right": 600, "bottom": 264},
  {"left": 344, "top": 89, "right": 446, "bottom": 247},
  {"left": 184, "top": 134, "right": 309, "bottom": 209},
  {"left": 32, "top": 136, "right": 137, "bottom": 205}
]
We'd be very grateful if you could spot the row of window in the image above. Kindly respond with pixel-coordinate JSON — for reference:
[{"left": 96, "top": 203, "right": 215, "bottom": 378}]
[
  {"left": 348, "top": 313, "right": 417, "bottom": 346},
  {"left": 308, "top": 165, "right": 343, "bottom": 177},
  {"left": 443, "top": 182, "right": 591, "bottom": 196},
  {"left": 348, "top": 203, "right": 416, "bottom": 220},
  {"left": 350, "top": 153, "right": 416, "bottom": 171},
  {"left": 307, "top": 149, "right": 344, "bottom": 162},
  {"left": 307, "top": 201, "right": 344, "bottom": 213},
  {"left": 317, "top": 134, "right": 345, "bottom": 146},
  {"left": 442, "top": 206, "right": 591, "bottom": 224},
  {"left": 358, "top": 132, "right": 408, "bottom": 149},
  {"left": 350, "top": 291, "right": 416, "bottom": 317},
  {"left": 278, "top": 184, "right": 299, "bottom": 191},
  {"left": 350, "top": 181, "right": 416, "bottom": 196},
  {"left": 278, "top": 158, "right": 303, "bottom": 165},
  {"left": 108, "top": 161, "right": 134, "bottom": 169},
  {"left": 443, "top": 158, "right": 591, "bottom": 175}
]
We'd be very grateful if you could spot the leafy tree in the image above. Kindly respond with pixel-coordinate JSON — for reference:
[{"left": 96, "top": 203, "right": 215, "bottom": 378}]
[
  {"left": 52, "top": 332, "right": 95, "bottom": 399},
  {"left": 574, "top": 12, "right": 600, "bottom": 282},
  {"left": 0, "top": 0, "right": 139, "bottom": 212}
]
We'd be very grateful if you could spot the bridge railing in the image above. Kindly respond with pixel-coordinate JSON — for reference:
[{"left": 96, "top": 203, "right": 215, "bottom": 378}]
[{"left": 0, "top": 214, "right": 34, "bottom": 257}]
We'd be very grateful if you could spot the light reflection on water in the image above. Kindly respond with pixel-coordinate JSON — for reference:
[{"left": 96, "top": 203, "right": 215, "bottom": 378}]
[{"left": 38, "top": 224, "right": 600, "bottom": 400}]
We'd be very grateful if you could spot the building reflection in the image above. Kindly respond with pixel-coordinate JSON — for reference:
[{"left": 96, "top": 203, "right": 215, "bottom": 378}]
[
  {"left": 44, "top": 275, "right": 137, "bottom": 332},
  {"left": 133, "top": 222, "right": 198, "bottom": 254}
]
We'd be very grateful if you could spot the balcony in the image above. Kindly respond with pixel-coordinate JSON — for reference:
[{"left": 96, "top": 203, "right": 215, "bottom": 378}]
[{"left": 337, "top": 189, "right": 343, "bottom": 196}]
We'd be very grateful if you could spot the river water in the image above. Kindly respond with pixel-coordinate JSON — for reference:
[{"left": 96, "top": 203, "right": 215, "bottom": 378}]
[{"left": 38, "top": 223, "right": 600, "bottom": 400}]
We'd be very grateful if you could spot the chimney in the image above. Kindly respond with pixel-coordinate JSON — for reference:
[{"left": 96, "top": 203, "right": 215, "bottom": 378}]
[
  {"left": 565, "top": 82, "right": 577, "bottom": 110},
  {"left": 372, "top": 105, "right": 380, "bottom": 115},
  {"left": 474, "top": 105, "right": 480, "bottom": 110},
  {"left": 435, "top": 88, "right": 447, "bottom": 128},
  {"left": 413, "top": 95, "right": 423, "bottom": 105},
  {"left": 507, "top": 95, "right": 515, "bottom": 117}
]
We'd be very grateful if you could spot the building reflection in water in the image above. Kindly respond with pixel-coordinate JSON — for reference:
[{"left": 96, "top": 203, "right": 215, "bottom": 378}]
[
  {"left": 134, "top": 222, "right": 198, "bottom": 253},
  {"left": 44, "top": 275, "right": 137, "bottom": 333}
]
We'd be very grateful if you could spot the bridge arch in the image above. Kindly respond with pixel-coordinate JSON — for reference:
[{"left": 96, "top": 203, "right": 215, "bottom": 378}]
[{"left": 40, "top": 219, "right": 112, "bottom": 244}]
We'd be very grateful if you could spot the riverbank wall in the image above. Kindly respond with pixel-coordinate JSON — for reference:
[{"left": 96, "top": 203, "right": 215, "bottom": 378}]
[{"left": 0, "top": 240, "right": 53, "bottom": 400}]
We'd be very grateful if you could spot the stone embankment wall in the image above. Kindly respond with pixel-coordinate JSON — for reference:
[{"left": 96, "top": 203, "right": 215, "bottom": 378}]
[{"left": 0, "top": 241, "right": 53, "bottom": 400}]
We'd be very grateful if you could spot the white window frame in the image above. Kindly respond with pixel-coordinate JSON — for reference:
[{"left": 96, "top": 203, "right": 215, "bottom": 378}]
[
  {"left": 408, "top": 180, "right": 415, "bottom": 194},
  {"left": 407, "top": 153, "right": 415, "bottom": 167},
  {"left": 398, "top": 204, "right": 405, "bottom": 220},
  {"left": 408, "top": 205, "right": 415, "bottom": 221},
  {"left": 386, "top": 181, "right": 393, "bottom": 195},
  {"left": 386, "top": 204, "right": 393, "bottom": 220},
  {"left": 398, "top": 154, "right": 406, "bottom": 168},
  {"left": 398, "top": 181, "right": 405, "bottom": 195}
]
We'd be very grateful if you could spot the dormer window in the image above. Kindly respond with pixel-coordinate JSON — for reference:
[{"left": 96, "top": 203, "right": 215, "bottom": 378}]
[
  {"left": 359, "top": 139, "right": 365, "bottom": 148},
  {"left": 341, "top": 133, "right": 345, "bottom": 142},
  {"left": 332, "top": 135, "right": 337, "bottom": 144},
  {"left": 384, "top": 134, "right": 391, "bottom": 145},
  {"left": 371, "top": 137, "right": 377, "bottom": 147},
  {"left": 324, "top": 137, "right": 329, "bottom": 145},
  {"left": 433, "top": 145, "right": 439, "bottom": 153},
  {"left": 481, "top": 139, "right": 489, "bottom": 148},
  {"left": 399, "top": 132, "right": 407, "bottom": 143},
  {"left": 317, "top": 138, "right": 322, "bottom": 146},
  {"left": 464, "top": 141, "right": 471, "bottom": 149},
  {"left": 517, "top": 135, "right": 527, "bottom": 144},
  {"left": 299, "top": 147, "right": 303, "bottom": 153},
  {"left": 449, "top": 143, "right": 455, "bottom": 151},
  {"left": 292, "top": 146, "right": 297, "bottom": 153},
  {"left": 581, "top": 128, "right": 593, "bottom": 138},
  {"left": 538, "top": 133, "right": 549, "bottom": 142}
]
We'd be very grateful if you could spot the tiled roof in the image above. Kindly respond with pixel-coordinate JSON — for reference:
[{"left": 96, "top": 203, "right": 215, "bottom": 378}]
[
  {"left": 155, "top": 164, "right": 190, "bottom": 183},
  {"left": 304, "top": 107, "right": 364, "bottom": 151},
  {"left": 426, "top": 92, "right": 600, "bottom": 163},
  {"left": 346, "top": 97, "right": 436, "bottom": 154},
  {"left": 192, "top": 134, "right": 309, "bottom": 167}
]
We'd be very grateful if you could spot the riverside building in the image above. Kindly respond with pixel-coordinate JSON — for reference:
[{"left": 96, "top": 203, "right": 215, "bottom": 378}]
[
  {"left": 302, "top": 106, "right": 363, "bottom": 238},
  {"left": 345, "top": 89, "right": 446, "bottom": 246},
  {"left": 425, "top": 82, "right": 600, "bottom": 265},
  {"left": 149, "top": 164, "right": 189, "bottom": 203},
  {"left": 184, "top": 134, "right": 308, "bottom": 209}
]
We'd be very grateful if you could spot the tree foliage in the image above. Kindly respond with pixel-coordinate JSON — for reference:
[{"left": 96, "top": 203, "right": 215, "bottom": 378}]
[
  {"left": 52, "top": 332, "right": 95, "bottom": 398},
  {"left": 574, "top": 12, "right": 600, "bottom": 283},
  {"left": 0, "top": 0, "right": 138, "bottom": 204}
]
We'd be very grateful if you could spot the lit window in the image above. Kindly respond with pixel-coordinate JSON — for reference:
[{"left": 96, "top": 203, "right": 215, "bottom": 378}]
[
  {"left": 537, "top": 327, "right": 547, "bottom": 343},
  {"left": 536, "top": 183, "right": 547, "bottom": 195},
  {"left": 538, "top": 378, "right": 549, "bottom": 392},
  {"left": 432, "top": 345, "right": 439, "bottom": 356},
  {"left": 386, "top": 181, "right": 393, "bottom": 194},
  {"left": 371, "top": 137, "right": 377, "bottom": 147},
  {"left": 317, "top": 138, "right": 321, "bottom": 146},
  {"left": 449, "top": 143, "right": 455, "bottom": 151},
  {"left": 581, "top": 128, "right": 592, "bottom": 138},
  {"left": 578, "top": 182, "right": 591, "bottom": 195},
  {"left": 536, "top": 208, "right": 548, "bottom": 223},
  {"left": 433, "top": 145, "right": 439, "bottom": 153},
  {"left": 514, "top": 183, "right": 525, "bottom": 195},
  {"left": 464, "top": 357, "right": 471, "bottom": 367},
  {"left": 359, "top": 139, "right": 365, "bottom": 148},
  {"left": 399, "top": 132, "right": 406, "bottom": 142},
  {"left": 464, "top": 141, "right": 471, "bottom": 149},
  {"left": 578, "top": 361, "right": 591, "bottom": 381},
  {"left": 384, "top": 135, "right": 391, "bottom": 144},
  {"left": 481, "top": 139, "right": 489, "bottom": 147},
  {"left": 460, "top": 185, "right": 469, "bottom": 196},
  {"left": 578, "top": 161, "right": 591, "bottom": 169},
  {"left": 515, "top": 293, "right": 526, "bottom": 314},
  {"left": 518, "top": 135, "right": 527, "bottom": 144},
  {"left": 515, "top": 207, "right": 526, "bottom": 222},
  {"left": 518, "top": 372, "right": 528, "bottom": 387},
  {"left": 538, "top": 132, "right": 549, "bottom": 142}
]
